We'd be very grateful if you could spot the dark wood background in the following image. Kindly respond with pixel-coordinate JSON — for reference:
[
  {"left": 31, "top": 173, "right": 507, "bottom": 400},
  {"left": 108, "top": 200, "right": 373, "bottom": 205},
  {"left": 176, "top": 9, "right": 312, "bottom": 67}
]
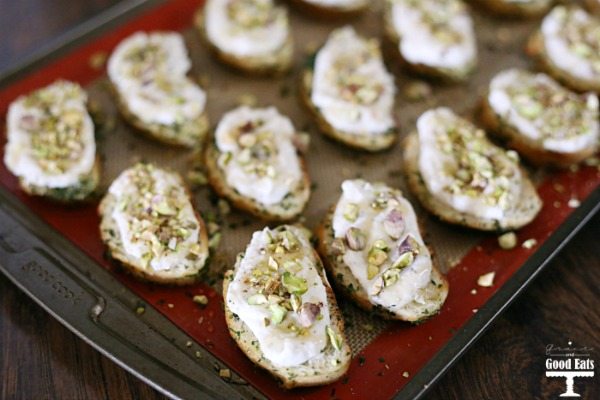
[{"left": 0, "top": 0, "right": 598, "bottom": 399}]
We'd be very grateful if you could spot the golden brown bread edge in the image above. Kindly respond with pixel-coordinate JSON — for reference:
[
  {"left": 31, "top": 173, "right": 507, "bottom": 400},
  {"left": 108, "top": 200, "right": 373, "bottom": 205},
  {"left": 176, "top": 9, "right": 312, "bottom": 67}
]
[
  {"left": 287, "top": 0, "right": 368, "bottom": 20},
  {"left": 471, "top": 0, "right": 552, "bottom": 18}
]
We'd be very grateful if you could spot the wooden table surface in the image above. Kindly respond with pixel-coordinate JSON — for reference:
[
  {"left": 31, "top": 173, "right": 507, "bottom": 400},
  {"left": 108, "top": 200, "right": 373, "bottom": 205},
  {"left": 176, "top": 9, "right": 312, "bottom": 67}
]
[{"left": 1, "top": 1, "right": 599, "bottom": 399}]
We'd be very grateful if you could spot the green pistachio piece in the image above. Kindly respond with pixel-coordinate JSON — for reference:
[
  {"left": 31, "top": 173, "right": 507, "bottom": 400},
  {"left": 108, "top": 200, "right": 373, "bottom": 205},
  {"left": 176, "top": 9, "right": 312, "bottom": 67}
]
[
  {"left": 382, "top": 268, "right": 400, "bottom": 287},
  {"left": 269, "top": 304, "right": 287, "bottom": 325},
  {"left": 345, "top": 227, "right": 366, "bottom": 251},
  {"left": 154, "top": 200, "right": 176, "bottom": 216},
  {"left": 326, "top": 325, "right": 343, "bottom": 351},
  {"left": 392, "top": 251, "right": 414, "bottom": 269},
  {"left": 247, "top": 293, "right": 268, "bottom": 305},
  {"left": 290, "top": 294, "right": 301, "bottom": 312},
  {"left": 281, "top": 272, "right": 308, "bottom": 295},
  {"left": 373, "top": 239, "right": 389, "bottom": 251},
  {"left": 367, "top": 264, "right": 379, "bottom": 280},
  {"left": 367, "top": 248, "right": 388, "bottom": 267}
]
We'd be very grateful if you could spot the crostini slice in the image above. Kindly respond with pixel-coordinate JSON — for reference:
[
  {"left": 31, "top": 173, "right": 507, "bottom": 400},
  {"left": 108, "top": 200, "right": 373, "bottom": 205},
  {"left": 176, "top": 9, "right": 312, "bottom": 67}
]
[
  {"left": 4, "top": 80, "right": 100, "bottom": 202},
  {"left": 482, "top": 68, "right": 599, "bottom": 167},
  {"left": 196, "top": 0, "right": 293, "bottom": 75},
  {"left": 205, "top": 106, "right": 310, "bottom": 221},
  {"left": 403, "top": 107, "right": 542, "bottom": 231},
  {"left": 317, "top": 179, "right": 449, "bottom": 322},
  {"left": 527, "top": 5, "right": 600, "bottom": 92},
  {"left": 384, "top": 0, "right": 478, "bottom": 81},
  {"left": 223, "top": 225, "right": 351, "bottom": 388},
  {"left": 107, "top": 31, "right": 209, "bottom": 147},
  {"left": 301, "top": 26, "right": 397, "bottom": 152},
  {"left": 288, "top": 0, "right": 369, "bottom": 18},
  {"left": 99, "top": 163, "right": 209, "bottom": 285},
  {"left": 472, "top": 0, "right": 552, "bottom": 18}
]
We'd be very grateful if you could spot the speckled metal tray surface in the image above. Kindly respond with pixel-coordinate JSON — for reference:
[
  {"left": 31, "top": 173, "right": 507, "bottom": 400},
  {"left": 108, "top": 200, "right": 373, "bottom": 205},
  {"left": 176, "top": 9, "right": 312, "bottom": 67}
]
[{"left": 1, "top": 0, "right": 599, "bottom": 399}]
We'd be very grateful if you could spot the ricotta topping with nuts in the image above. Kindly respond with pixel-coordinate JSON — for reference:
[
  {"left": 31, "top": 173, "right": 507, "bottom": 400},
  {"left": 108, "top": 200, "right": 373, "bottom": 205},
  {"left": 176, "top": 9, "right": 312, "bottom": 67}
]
[
  {"left": 417, "top": 108, "right": 523, "bottom": 221},
  {"left": 109, "top": 163, "right": 206, "bottom": 273},
  {"left": 204, "top": 0, "right": 289, "bottom": 57},
  {"left": 311, "top": 26, "right": 396, "bottom": 136},
  {"left": 301, "top": 0, "right": 368, "bottom": 9},
  {"left": 389, "top": 0, "right": 477, "bottom": 72},
  {"left": 215, "top": 106, "right": 303, "bottom": 206},
  {"left": 541, "top": 6, "right": 600, "bottom": 82},
  {"left": 332, "top": 180, "right": 433, "bottom": 312},
  {"left": 488, "top": 69, "right": 599, "bottom": 153},
  {"left": 226, "top": 225, "right": 335, "bottom": 368},
  {"left": 4, "top": 80, "right": 96, "bottom": 189},
  {"left": 108, "top": 31, "right": 206, "bottom": 127}
]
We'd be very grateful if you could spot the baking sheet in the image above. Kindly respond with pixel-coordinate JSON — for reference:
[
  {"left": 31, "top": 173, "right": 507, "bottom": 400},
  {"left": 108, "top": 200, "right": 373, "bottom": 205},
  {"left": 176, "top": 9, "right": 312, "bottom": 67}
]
[{"left": 1, "top": 0, "right": 600, "bottom": 399}]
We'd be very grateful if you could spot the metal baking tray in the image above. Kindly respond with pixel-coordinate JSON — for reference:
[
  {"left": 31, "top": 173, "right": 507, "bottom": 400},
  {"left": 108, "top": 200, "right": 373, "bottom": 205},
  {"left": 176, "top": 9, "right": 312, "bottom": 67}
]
[{"left": 1, "top": 0, "right": 599, "bottom": 399}]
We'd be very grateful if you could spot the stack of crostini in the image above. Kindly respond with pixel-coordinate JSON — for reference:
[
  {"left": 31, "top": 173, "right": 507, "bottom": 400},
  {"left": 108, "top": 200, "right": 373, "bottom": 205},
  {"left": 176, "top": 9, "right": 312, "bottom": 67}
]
[{"left": 5, "top": 0, "right": 600, "bottom": 390}]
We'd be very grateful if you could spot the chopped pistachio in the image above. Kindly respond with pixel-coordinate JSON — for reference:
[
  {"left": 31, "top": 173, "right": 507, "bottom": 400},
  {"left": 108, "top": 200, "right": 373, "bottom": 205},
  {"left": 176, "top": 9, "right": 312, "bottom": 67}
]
[
  {"left": 367, "top": 264, "right": 380, "bottom": 280},
  {"left": 343, "top": 203, "right": 360, "bottom": 222},
  {"left": 345, "top": 227, "right": 366, "bottom": 251},
  {"left": 193, "top": 295, "right": 209, "bottom": 306},
  {"left": 477, "top": 272, "right": 495, "bottom": 288},
  {"left": 367, "top": 247, "right": 388, "bottom": 267},
  {"left": 269, "top": 304, "right": 287, "bottom": 325},
  {"left": 522, "top": 238, "right": 538, "bottom": 249},
  {"left": 281, "top": 272, "right": 308, "bottom": 295},
  {"left": 392, "top": 251, "right": 414, "bottom": 269},
  {"left": 282, "top": 260, "right": 301, "bottom": 273},
  {"left": 326, "top": 325, "right": 343, "bottom": 351},
  {"left": 290, "top": 294, "right": 301, "bottom": 312},
  {"left": 382, "top": 268, "right": 400, "bottom": 287},
  {"left": 498, "top": 232, "right": 517, "bottom": 250},
  {"left": 370, "top": 277, "right": 384, "bottom": 296},
  {"left": 268, "top": 256, "right": 279, "bottom": 271},
  {"left": 247, "top": 293, "right": 268, "bottom": 305}
]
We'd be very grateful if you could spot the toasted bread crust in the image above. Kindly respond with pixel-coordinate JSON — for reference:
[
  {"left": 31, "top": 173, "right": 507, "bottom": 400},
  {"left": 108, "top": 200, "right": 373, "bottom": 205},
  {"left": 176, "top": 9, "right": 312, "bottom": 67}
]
[
  {"left": 585, "top": 0, "right": 600, "bottom": 14},
  {"left": 526, "top": 30, "right": 600, "bottom": 93},
  {"left": 19, "top": 156, "right": 102, "bottom": 203},
  {"left": 402, "top": 133, "right": 542, "bottom": 231},
  {"left": 111, "top": 83, "right": 209, "bottom": 148},
  {"left": 194, "top": 8, "right": 293, "bottom": 76},
  {"left": 204, "top": 138, "right": 311, "bottom": 221},
  {"left": 473, "top": 0, "right": 551, "bottom": 18},
  {"left": 300, "top": 70, "right": 397, "bottom": 152},
  {"left": 316, "top": 207, "right": 449, "bottom": 322},
  {"left": 479, "top": 96, "right": 598, "bottom": 168},
  {"left": 382, "top": 4, "right": 476, "bottom": 82},
  {"left": 98, "top": 183, "right": 209, "bottom": 286},
  {"left": 287, "top": 0, "right": 368, "bottom": 19},
  {"left": 222, "top": 247, "right": 351, "bottom": 388}
]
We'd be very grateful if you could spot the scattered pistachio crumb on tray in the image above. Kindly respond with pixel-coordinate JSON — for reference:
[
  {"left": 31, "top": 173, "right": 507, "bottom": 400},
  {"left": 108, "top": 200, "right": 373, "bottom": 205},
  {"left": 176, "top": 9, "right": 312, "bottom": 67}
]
[
  {"left": 498, "top": 232, "right": 517, "bottom": 250},
  {"left": 193, "top": 295, "right": 209, "bottom": 306},
  {"left": 522, "top": 238, "right": 538, "bottom": 249},
  {"left": 477, "top": 272, "right": 495, "bottom": 288}
]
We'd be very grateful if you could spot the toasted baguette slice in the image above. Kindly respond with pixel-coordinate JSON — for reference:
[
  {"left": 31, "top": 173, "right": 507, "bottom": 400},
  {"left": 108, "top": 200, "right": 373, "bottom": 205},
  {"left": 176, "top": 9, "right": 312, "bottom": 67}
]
[
  {"left": 194, "top": 2, "right": 293, "bottom": 76},
  {"left": 288, "top": 0, "right": 369, "bottom": 19},
  {"left": 472, "top": 0, "right": 552, "bottom": 18},
  {"left": 316, "top": 180, "right": 448, "bottom": 322},
  {"left": 4, "top": 80, "right": 101, "bottom": 202},
  {"left": 480, "top": 69, "right": 599, "bottom": 168},
  {"left": 403, "top": 132, "right": 542, "bottom": 231},
  {"left": 526, "top": 6, "right": 600, "bottom": 93},
  {"left": 107, "top": 31, "right": 209, "bottom": 147},
  {"left": 301, "top": 27, "right": 398, "bottom": 152},
  {"left": 99, "top": 163, "right": 208, "bottom": 285},
  {"left": 223, "top": 225, "right": 351, "bottom": 388},
  {"left": 383, "top": 0, "right": 477, "bottom": 82},
  {"left": 204, "top": 106, "right": 311, "bottom": 221}
]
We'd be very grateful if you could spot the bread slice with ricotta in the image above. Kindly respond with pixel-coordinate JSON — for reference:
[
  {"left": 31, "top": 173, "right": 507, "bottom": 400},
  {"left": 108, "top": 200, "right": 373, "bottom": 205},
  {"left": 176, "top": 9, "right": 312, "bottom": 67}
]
[
  {"left": 481, "top": 68, "right": 599, "bottom": 168},
  {"left": 107, "top": 31, "right": 209, "bottom": 147},
  {"left": 472, "top": 0, "right": 552, "bottom": 18},
  {"left": 288, "top": 0, "right": 369, "bottom": 19},
  {"left": 383, "top": 0, "right": 477, "bottom": 82},
  {"left": 403, "top": 107, "right": 542, "bottom": 231},
  {"left": 195, "top": 0, "right": 293, "bottom": 76},
  {"left": 526, "top": 5, "right": 600, "bottom": 93},
  {"left": 316, "top": 179, "right": 448, "bottom": 322},
  {"left": 301, "top": 26, "right": 398, "bottom": 152},
  {"left": 205, "top": 106, "right": 311, "bottom": 221},
  {"left": 4, "top": 80, "right": 100, "bottom": 202},
  {"left": 99, "top": 163, "right": 209, "bottom": 285},
  {"left": 223, "top": 225, "right": 351, "bottom": 388},
  {"left": 586, "top": 0, "right": 600, "bottom": 14}
]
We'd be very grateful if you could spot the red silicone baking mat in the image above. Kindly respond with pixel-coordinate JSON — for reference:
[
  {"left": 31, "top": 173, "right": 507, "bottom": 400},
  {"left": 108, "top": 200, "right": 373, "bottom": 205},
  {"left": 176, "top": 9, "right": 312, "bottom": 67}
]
[{"left": 1, "top": 0, "right": 599, "bottom": 399}]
